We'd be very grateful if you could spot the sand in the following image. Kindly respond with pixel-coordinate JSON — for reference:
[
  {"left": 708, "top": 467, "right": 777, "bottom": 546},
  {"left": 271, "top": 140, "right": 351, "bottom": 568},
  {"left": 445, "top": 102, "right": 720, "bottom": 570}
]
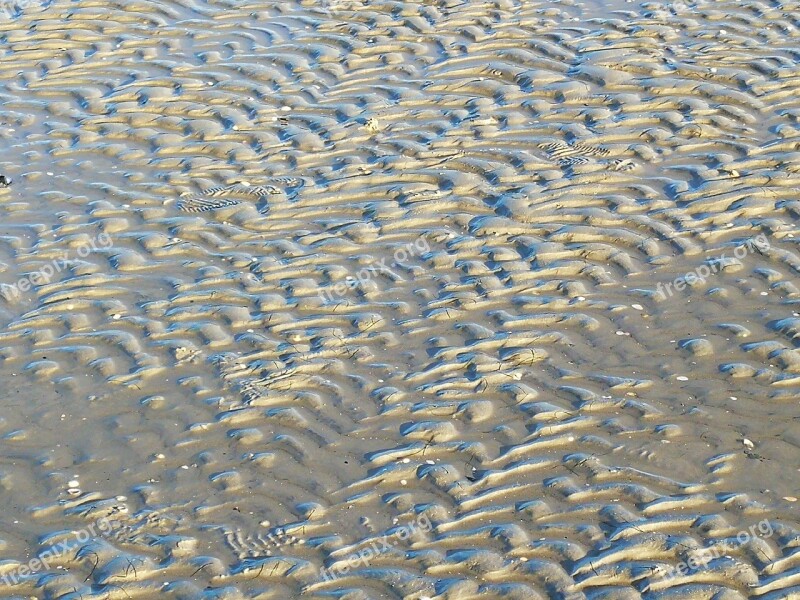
[{"left": 0, "top": 0, "right": 798, "bottom": 598}]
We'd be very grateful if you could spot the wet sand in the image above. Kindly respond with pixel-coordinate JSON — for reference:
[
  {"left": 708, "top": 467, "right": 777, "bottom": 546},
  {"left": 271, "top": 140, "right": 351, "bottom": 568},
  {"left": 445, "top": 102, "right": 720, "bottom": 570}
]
[{"left": 0, "top": 0, "right": 799, "bottom": 598}]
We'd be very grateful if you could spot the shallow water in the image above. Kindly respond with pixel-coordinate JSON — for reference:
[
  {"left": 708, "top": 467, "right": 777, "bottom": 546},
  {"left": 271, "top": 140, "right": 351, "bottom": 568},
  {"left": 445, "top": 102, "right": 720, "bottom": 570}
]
[{"left": 0, "top": 0, "right": 798, "bottom": 598}]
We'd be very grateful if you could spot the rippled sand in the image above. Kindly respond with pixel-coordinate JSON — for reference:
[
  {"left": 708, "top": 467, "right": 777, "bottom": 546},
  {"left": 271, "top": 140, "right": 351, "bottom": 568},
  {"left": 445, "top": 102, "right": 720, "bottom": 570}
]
[{"left": 0, "top": 0, "right": 799, "bottom": 598}]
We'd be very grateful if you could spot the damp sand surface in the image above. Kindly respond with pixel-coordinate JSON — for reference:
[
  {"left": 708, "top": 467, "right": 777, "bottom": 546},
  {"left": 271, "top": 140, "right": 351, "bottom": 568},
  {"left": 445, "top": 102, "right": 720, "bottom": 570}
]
[{"left": 0, "top": 0, "right": 799, "bottom": 598}]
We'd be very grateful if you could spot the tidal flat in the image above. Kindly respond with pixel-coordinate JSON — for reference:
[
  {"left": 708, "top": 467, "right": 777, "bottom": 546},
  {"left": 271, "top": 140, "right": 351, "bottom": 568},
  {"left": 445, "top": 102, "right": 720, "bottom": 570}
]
[{"left": 0, "top": 0, "right": 798, "bottom": 598}]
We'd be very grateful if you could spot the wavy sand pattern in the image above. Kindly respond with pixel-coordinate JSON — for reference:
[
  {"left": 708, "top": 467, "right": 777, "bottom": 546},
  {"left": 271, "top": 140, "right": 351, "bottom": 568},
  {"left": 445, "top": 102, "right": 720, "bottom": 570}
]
[{"left": 0, "top": 0, "right": 799, "bottom": 598}]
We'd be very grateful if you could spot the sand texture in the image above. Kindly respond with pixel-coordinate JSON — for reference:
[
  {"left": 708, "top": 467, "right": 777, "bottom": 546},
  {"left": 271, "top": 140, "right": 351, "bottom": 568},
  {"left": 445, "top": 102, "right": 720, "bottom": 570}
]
[{"left": 0, "top": 0, "right": 799, "bottom": 598}]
